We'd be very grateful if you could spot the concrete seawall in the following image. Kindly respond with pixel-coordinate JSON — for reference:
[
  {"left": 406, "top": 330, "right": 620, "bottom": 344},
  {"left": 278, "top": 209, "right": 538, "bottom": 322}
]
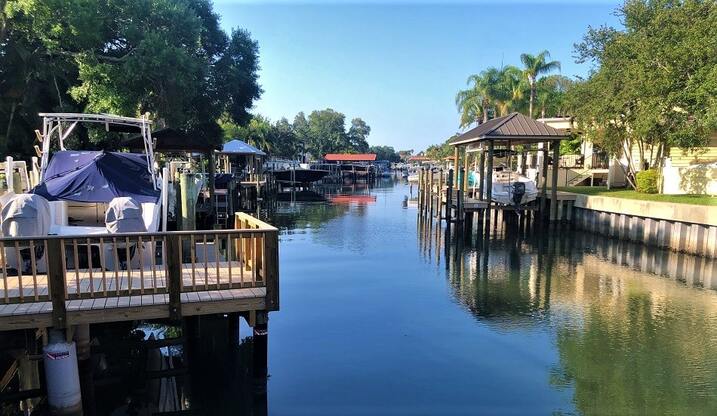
[{"left": 570, "top": 194, "right": 717, "bottom": 258}]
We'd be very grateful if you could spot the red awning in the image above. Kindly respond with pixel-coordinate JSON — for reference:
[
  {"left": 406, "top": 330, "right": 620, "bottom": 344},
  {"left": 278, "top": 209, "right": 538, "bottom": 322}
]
[{"left": 324, "top": 153, "right": 377, "bottom": 162}]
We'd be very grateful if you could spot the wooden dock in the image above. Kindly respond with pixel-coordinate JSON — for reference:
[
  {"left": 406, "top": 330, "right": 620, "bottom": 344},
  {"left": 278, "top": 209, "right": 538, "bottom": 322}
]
[{"left": 0, "top": 213, "right": 279, "bottom": 331}]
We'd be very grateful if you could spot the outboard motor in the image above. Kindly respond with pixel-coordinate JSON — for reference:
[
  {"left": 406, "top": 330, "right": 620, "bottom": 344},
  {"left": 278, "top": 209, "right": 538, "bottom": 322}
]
[
  {"left": 1, "top": 194, "right": 51, "bottom": 273},
  {"left": 511, "top": 181, "right": 526, "bottom": 206},
  {"left": 105, "top": 197, "right": 146, "bottom": 270}
]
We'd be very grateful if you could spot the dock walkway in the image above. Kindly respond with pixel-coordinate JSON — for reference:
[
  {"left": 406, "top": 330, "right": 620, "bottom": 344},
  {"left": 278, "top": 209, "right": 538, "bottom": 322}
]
[{"left": 0, "top": 213, "right": 279, "bottom": 331}]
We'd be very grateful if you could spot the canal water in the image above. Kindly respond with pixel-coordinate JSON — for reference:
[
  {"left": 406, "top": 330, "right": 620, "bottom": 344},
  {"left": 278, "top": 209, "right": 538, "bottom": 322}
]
[
  {"left": 266, "top": 179, "right": 717, "bottom": 415},
  {"left": 93, "top": 179, "right": 717, "bottom": 415}
]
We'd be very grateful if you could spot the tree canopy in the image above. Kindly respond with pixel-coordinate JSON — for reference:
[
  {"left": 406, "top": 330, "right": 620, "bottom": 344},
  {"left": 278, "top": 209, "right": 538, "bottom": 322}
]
[
  {"left": 566, "top": 0, "right": 717, "bottom": 187},
  {"left": 1, "top": 0, "right": 261, "bottom": 158},
  {"left": 455, "top": 51, "right": 564, "bottom": 128},
  {"left": 221, "top": 109, "right": 374, "bottom": 159}
]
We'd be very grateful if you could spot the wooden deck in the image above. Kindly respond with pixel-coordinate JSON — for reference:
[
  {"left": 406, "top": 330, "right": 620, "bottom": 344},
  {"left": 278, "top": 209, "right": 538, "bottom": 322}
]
[
  {"left": 0, "top": 286, "right": 266, "bottom": 331},
  {"left": 0, "top": 213, "right": 279, "bottom": 331}
]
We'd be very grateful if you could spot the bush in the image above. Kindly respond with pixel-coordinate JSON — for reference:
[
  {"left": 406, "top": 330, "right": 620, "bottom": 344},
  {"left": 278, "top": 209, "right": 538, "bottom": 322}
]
[{"left": 636, "top": 169, "right": 659, "bottom": 194}]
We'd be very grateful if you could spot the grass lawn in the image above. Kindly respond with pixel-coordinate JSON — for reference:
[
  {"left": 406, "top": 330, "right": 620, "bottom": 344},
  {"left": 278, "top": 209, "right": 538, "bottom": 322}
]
[{"left": 556, "top": 186, "right": 717, "bottom": 206}]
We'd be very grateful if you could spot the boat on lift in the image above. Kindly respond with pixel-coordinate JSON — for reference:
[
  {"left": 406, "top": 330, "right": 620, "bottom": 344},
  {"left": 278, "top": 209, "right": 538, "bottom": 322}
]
[
  {"left": 30, "top": 113, "right": 167, "bottom": 235},
  {"left": 475, "top": 166, "right": 538, "bottom": 206}
]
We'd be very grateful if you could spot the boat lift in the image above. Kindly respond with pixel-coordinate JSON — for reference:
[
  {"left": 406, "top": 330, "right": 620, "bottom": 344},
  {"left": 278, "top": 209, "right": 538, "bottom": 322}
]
[{"left": 38, "top": 113, "right": 158, "bottom": 189}]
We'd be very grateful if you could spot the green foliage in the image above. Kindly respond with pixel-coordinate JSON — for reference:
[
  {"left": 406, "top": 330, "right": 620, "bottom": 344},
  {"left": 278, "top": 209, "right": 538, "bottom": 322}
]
[
  {"left": 520, "top": 50, "right": 561, "bottom": 118},
  {"left": 560, "top": 132, "right": 583, "bottom": 155},
  {"left": 424, "top": 137, "right": 455, "bottom": 161},
  {"left": 369, "top": 145, "right": 400, "bottom": 162},
  {"left": 567, "top": 0, "right": 717, "bottom": 189},
  {"left": 456, "top": 51, "right": 564, "bottom": 128},
  {"left": 1, "top": 0, "right": 261, "bottom": 157},
  {"left": 635, "top": 169, "right": 659, "bottom": 194},
  {"left": 221, "top": 109, "right": 378, "bottom": 159}
]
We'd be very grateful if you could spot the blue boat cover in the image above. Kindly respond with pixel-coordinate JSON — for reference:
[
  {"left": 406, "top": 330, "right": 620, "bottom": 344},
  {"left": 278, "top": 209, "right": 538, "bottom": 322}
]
[{"left": 32, "top": 151, "right": 160, "bottom": 203}]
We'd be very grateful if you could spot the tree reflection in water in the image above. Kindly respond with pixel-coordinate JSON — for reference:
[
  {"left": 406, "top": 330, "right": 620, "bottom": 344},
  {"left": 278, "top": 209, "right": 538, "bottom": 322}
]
[{"left": 418, "top": 211, "right": 717, "bottom": 414}]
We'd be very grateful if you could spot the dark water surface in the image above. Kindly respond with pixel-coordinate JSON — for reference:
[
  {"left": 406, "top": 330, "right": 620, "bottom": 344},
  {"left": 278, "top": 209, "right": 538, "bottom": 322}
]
[{"left": 265, "top": 180, "right": 717, "bottom": 415}]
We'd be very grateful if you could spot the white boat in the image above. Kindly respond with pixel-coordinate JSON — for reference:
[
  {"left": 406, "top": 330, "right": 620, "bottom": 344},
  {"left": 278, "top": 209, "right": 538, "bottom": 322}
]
[
  {"left": 32, "top": 113, "right": 167, "bottom": 236},
  {"left": 476, "top": 166, "right": 538, "bottom": 206}
]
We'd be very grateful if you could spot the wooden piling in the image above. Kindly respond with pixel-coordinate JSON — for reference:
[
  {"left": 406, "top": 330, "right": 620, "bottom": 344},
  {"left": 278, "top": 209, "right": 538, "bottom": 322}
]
[
  {"left": 550, "top": 140, "right": 561, "bottom": 221},
  {"left": 446, "top": 169, "right": 454, "bottom": 223},
  {"left": 486, "top": 141, "right": 494, "bottom": 216},
  {"left": 478, "top": 148, "right": 485, "bottom": 201},
  {"left": 540, "top": 143, "right": 549, "bottom": 216}
]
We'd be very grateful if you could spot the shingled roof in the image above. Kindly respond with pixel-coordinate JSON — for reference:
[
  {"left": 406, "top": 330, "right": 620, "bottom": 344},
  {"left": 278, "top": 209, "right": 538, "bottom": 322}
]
[{"left": 448, "top": 112, "right": 568, "bottom": 146}]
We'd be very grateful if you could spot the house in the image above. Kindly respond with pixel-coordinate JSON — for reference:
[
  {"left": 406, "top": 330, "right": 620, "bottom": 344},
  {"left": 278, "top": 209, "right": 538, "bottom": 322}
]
[{"left": 538, "top": 117, "right": 717, "bottom": 195}]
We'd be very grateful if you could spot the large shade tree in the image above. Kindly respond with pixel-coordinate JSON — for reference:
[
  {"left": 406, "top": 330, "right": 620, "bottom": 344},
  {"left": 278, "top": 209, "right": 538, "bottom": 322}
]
[
  {"left": 1, "top": 0, "right": 261, "bottom": 157},
  {"left": 566, "top": 0, "right": 717, "bottom": 188}
]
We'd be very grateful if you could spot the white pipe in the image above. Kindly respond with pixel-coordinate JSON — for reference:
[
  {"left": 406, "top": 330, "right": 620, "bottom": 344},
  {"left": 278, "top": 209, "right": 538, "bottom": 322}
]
[
  {"left": 5, "top": 156, "right": 13, "bottom": 192},
  {"left": 43, "top": 329, "right": 82, "bottom": 415}
]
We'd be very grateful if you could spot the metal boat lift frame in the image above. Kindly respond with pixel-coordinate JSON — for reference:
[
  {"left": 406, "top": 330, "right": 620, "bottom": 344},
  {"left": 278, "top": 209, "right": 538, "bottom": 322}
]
[{"left": 38, "top": 113, "right": 158, "bottom": 189}]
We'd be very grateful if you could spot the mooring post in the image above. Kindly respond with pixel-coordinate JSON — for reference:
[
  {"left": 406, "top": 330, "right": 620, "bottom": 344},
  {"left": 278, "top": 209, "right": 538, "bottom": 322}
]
[
  {"left": 253, "top": 311, "right": 269, "bottom": 393},
  {"left": 446, "top": 169, "right": 453, "bottom": 223},
  {"left": 437, "top": 169, "right": 444, "bottom": 220},
  {"left": 428, "top": 168, "right": 434, "bottom": 218}
]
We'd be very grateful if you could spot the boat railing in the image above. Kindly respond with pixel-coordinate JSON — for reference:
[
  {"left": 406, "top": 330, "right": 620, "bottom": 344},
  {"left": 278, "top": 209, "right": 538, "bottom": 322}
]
[{"left": 0, "top": 213, "right": 278, "bottom": 326}]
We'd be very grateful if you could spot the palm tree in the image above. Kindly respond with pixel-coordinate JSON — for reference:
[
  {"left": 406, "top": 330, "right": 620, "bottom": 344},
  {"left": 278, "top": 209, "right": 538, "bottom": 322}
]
[
  {"left": 494, "top": 65, "right": 526, "bottom": 116},
  {"left": 520, "top": 50, "right": 561, "bottom": 118},
  {"left": 535, "top": 75, "right": 573, "bottom": 118},
  {"left": 456, "top": 73, "right": 493, "bottom": 127}
]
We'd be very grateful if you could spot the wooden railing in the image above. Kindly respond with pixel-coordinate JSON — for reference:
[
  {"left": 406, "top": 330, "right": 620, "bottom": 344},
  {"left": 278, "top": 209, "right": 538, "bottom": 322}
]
[{"left": 0, "top": 214, "right": 279, "bottom": 327}]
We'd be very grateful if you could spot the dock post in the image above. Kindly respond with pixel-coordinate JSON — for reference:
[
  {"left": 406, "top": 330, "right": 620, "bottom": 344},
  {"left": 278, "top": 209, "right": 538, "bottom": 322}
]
[
  {"left": 74, "top": 325, "right": 95, "bottom": 416},
  {"left": 540, "top": 143, "right": 549, "bottom": 219},
  {"left": 550, "top": 141, "right": 561, "bottom": 221},
  {"left": 446, "top": 169, "right": 453, "bottom": 223},
  {"left": 180, "top": 173, "right": 197, "bottom": 231},
  {"left": 437, "top": 169, "right": 444, "bottom": 220},
  {"left": 462, "top": 154, "right": 469, "bottom": 193},
  {"left": 478, "top": 147, "right": 485, "bottom": 201},
  {"left": 486, "top": 141, "right": 494, "bottom": 218},
  {"left": 453, "top": 147, "right": 460, "bottom": 188},
  {"left": 252, "top": 311, "right": 269, "bottom": 392},
  {"left": 418, "top": 168, "right": 424, "bottom": 214}
]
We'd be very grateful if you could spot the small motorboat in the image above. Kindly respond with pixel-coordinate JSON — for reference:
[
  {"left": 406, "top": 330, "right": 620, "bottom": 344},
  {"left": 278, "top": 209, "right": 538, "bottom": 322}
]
[{"left": 475, "top": 166, "right": 538, "bottom": 206}]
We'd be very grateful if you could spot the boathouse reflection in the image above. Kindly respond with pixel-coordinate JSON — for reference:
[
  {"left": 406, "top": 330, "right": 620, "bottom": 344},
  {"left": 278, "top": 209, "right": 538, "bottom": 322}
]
[{"left": 417, "top": 213, "right": 717, "bottom": 413}]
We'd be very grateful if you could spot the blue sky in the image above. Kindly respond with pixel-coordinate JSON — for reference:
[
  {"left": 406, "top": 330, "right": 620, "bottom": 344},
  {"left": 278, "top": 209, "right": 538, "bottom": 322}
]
[{"left": 214, "top": 1, "right": 621, "bottom": 152}]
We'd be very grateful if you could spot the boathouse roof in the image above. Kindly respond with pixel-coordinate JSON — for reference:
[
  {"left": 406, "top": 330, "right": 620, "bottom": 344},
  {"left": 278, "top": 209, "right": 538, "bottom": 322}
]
[
  {"left": 124, "top": 128, "right": 220, "bottom": 153},
  {"left": 220, "top": 139, "right": 267, "bottom": 156},
  {"left": 324, "top": 153, "right": 377, "bottom": 162},
  {"left": 448, "top": 112, "right": 568, "bottom": 146}
]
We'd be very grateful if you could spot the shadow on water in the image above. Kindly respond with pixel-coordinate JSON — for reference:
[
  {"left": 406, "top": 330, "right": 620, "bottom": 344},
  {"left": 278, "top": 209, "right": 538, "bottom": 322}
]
[{"left": 419, "top": 210, "right": 717, "bottom": 415}]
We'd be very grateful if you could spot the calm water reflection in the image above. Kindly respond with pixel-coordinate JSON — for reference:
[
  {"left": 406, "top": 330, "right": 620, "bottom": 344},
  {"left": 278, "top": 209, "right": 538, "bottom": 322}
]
[
  {"left": 94, "top": 180, "right": 717, "bottom": 415},
  {"left": 267, "top": 180, "right": 717, "bottom": 415}
]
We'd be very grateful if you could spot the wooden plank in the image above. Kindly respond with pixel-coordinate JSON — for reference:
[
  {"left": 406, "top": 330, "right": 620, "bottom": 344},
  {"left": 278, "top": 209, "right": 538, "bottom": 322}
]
[
  {"left": 47, "top": 239, "right": 67, "bottom": 328},
  {"left": 165, "top": 234, "right": 182, "bottom": 320}
]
